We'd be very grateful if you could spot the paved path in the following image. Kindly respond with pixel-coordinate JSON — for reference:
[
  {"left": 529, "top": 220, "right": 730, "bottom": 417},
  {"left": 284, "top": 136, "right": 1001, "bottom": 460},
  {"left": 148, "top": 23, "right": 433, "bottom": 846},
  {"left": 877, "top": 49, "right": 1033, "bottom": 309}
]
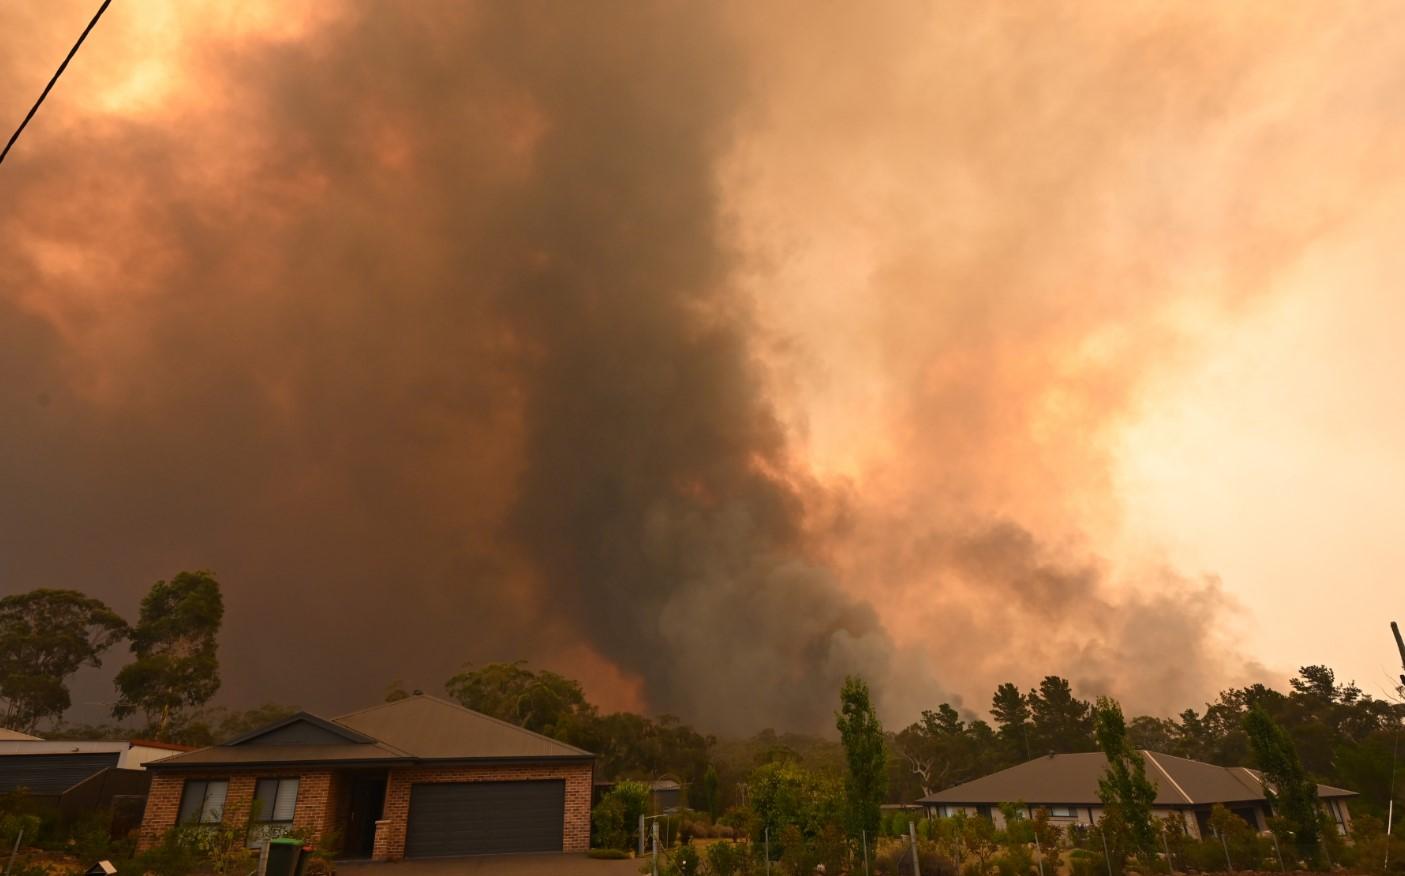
[{"left": 338, "top": 853, "right": 641, "bottom": 875}]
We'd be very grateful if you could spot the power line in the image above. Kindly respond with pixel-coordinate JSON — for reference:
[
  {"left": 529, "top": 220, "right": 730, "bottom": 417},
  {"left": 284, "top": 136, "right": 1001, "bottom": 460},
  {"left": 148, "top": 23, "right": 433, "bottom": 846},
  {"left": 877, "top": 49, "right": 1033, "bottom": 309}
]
[{"left": 0, "top": 0, "right": 114, "bottom": 169}]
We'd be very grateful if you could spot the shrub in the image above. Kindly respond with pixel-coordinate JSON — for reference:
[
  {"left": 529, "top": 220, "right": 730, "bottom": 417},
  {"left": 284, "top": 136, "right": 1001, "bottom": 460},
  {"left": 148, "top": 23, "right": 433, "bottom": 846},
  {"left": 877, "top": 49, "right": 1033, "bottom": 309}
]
[
  {"left": 1206, "top": 804, "right": 1269, "bottom": 871},
  {"left": 706, "top": 839, "right": 748, "bottom": 876},
  {"left": 662, "top": 842, "right": 702, "bottom": 876},
  {"left": 1340, "top": 814, "right": 1405, "bottom": 875},
  {"left": 875, "top": 838, "right": 955, "bottom": 876},
  {"left": 996, "top": 843, "right": 1035, "bottom": 876},
  {"left": 777, "top": 824, "right": 818, "bottom": 875},
  {"left": 592, "top": 793, "right": 632, "bottom": 849},
  {"left": 1068, "top": 848, "right": 1103, "bottom": 876}
]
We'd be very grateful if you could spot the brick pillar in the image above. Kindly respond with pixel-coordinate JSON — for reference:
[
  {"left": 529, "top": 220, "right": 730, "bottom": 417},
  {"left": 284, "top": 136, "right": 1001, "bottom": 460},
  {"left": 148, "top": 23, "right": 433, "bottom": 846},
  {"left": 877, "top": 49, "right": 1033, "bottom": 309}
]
[
  {"left": 138, "top": 774, "right": 185, "bottom": 851},
  {"left": 375, "top": 771, "right": 412, "bottom": 861},
  {"left": 223, "top": 775, "right": 258, "bottom": 826},
  {"left": 371, "top": 819, "right": 395, "bottom": 862},
  {"left": 292, "top": 771, "right": 334, "bottom": 844}
]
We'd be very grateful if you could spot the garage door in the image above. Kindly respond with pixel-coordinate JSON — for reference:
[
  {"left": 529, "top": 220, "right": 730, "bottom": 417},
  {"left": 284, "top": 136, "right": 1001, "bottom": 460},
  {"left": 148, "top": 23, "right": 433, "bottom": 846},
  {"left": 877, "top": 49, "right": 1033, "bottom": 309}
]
[{"left": 405, "top": 780, "right": 565, "bottom": 857}]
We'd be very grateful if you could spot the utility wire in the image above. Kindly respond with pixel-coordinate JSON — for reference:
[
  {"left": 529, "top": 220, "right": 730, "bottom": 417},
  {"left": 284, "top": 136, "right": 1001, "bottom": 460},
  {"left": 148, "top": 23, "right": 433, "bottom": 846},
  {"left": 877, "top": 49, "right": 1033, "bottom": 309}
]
[{"left": 0, "top": 0, "right": 113, "bottom": 169}]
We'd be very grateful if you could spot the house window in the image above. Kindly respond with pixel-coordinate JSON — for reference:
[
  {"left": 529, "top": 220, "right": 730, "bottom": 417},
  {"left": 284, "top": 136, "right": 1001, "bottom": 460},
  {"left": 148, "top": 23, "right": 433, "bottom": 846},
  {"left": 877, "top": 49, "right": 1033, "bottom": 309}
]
[
  {"left": 1045, "top": 806, "right": 1078, "bottom": 818},
  {"left": 177, "top": 780, "right": 229, "bottom": 825},
  {"left": 248, "top": 778, "right": 300, "bottom": 847},
  {"left": 1327, "top": 800, "right": 1347, "bottom": 835}
]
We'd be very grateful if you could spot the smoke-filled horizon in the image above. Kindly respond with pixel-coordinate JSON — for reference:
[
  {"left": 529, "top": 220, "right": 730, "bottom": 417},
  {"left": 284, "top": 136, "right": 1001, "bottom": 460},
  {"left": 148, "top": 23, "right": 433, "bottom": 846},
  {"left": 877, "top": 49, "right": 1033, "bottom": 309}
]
[{"left": 4, "top": 1, "right": 1404, "bottom": 735}]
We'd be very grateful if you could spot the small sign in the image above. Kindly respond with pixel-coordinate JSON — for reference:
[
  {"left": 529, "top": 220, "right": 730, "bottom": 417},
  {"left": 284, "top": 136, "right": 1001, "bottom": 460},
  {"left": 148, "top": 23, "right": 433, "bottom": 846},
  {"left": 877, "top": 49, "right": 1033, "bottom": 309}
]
[{"left": 84, "top": 863, "right": 118, "bottom": 876}]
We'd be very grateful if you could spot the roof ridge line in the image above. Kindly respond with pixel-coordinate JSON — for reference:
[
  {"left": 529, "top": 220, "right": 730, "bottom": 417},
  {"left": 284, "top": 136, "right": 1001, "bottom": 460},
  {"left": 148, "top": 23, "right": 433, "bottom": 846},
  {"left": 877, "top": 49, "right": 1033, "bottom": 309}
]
[
  {"left": 1141, "top": 750, "right": 1193, "bottom": 805},
  {"left": 1234, "top": 765, "right": 1270, "bottom": 796},
  {"left": 414, "top": 694, "right": 595, "bottom": 756},
  {"left": 334, "top": 693, "right": 593, "bottom": 757}
]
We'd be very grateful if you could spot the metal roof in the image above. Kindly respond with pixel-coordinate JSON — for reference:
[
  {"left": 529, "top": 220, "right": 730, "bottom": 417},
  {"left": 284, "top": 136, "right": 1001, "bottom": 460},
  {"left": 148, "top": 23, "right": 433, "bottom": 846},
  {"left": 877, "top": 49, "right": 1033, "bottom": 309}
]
[
  {"left": 0, "top": 729, "right": 41, "bottom": 741},
  {"left": 149, "top": 694, "right": 592, "bottom": 769},
  {"left": 917, "top": 751, "right": 1356, "bottom": 807},
  {"left": 0, "top": 752, "right": 119, "bottom": 796}
]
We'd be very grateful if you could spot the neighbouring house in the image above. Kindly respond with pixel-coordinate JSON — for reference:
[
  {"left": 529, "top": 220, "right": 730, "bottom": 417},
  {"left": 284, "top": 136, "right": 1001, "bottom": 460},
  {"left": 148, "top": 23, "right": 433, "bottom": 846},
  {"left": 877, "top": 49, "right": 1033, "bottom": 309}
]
[
  {"left": 0, "top": 736, "right": 191, "bottom": 833},
  {"left": 592, "top": 777, "right": 685, "bottom": 813},
  {"left": 138, "top": 693, "right": 594, "bottom": 861},
  {"left": 918, "top": 751, "right": 1356, "bottom": 839}
]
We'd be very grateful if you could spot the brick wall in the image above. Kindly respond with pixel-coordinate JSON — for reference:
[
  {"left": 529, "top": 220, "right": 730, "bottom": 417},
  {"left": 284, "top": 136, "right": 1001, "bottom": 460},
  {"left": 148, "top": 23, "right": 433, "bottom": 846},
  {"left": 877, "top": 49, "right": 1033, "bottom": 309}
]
[
  {"left": 137, "top": 768, "right": 340, "bottom": 852},
  {"left": 372, "top": 762, "right": 593, "bottom": 861},
  {"left": 141, "top": 761, "right": 592, "bottom": 859}
]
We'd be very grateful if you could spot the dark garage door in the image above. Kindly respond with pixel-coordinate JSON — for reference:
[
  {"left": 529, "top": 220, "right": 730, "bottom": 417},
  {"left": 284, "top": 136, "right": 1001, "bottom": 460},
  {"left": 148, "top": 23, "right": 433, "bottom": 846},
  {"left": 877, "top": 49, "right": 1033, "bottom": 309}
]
[{"left": 405, "top": 780, "right": 565, "bottom": 857}]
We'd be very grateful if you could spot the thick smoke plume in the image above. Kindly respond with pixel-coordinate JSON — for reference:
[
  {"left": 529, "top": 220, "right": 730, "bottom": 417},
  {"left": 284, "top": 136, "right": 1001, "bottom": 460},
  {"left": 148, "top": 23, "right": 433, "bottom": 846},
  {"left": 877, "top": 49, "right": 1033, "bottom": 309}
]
[{"left": 2, "top": 1, "right": 1392, "bottom": 731}]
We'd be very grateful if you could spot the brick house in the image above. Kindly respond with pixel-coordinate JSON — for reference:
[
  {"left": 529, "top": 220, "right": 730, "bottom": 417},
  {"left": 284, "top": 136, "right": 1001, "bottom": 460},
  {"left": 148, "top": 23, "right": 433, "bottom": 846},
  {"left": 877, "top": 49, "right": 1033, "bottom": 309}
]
[{"left": 139, "top": 694, "right": 593, "bottom": 861}]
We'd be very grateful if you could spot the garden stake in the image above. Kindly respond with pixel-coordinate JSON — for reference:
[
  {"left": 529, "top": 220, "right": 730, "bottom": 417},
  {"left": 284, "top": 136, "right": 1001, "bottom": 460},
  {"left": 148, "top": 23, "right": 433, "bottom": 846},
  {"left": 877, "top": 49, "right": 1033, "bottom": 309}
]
[
  {"left": 862, "top": 829, "right": 870, "bottom": 876},
  {"left": 1100, "top": 826, "right": 1113, "bottom": 876},
  {"left": 765, "top": 826, "right": 770, "bottom": 876},
  {"left": 5, "top": 827, "right": 22, "bottom": 876},
  {"left": 1269, "top": 830, "right": 1285, "bottom": 872},
  {"left": 1033, "top": 825, "right": 1045, "bottom": 876},
  {"left": 1161, "top": 823, "right": 1174, "bottom": 874},
  {"left": 1218, "top": 828, "right": 1231, "bottom": 872}
]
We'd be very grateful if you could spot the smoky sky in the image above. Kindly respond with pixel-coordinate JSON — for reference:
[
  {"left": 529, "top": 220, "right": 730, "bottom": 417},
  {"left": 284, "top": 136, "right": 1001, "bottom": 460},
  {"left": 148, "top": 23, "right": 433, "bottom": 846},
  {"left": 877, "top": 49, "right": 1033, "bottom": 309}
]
[{"left": 6, "top": 0, "right": 1388, "bottom": 733}]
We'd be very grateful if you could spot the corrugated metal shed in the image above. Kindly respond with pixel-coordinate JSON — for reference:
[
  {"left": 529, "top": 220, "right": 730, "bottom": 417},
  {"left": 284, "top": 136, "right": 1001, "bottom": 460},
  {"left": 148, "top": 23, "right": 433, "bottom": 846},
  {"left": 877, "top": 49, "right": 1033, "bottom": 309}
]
[{"left": 0, "top": 752, "right": 120, "bottom": 796}]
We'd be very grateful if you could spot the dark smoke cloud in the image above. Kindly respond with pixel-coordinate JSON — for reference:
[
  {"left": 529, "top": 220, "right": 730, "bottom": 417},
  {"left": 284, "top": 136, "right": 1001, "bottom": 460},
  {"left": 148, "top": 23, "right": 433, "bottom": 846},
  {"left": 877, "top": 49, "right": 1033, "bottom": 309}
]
[
  {"left": 0, "top": 1, "right": 890, "bottom": 733},
  {"left": 8, "top": 0, "right": 1383, "bottom": 733}
]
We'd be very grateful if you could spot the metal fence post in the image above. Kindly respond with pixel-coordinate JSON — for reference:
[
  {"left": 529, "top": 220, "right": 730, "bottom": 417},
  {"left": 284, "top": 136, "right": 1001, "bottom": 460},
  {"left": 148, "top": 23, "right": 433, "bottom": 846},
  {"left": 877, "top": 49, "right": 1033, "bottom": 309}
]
[
  {"left": 764, "top": 826, "right": 771, "bottom": 876},
  {"left": 651, "top": 821, "right": 659, "bottom": 876},
  {"left": 909, "top": 820, "right": 921, "bottom": 876},
  {"left": 5, "top": 828, "right": 23, "bottom": 876},
  {"left": 639, "top": 814, "right": 646, "bottom": 857},
  {"left": 862, "top": 829, "right": 871, "bottom": 876}
]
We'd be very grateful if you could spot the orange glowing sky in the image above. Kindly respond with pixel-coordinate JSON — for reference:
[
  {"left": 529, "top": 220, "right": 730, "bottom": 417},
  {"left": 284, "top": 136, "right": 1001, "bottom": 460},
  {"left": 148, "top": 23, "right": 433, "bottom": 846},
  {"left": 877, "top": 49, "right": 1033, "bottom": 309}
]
[{"left": 3, "top": 1, "right": 1403, "bottom": 729}]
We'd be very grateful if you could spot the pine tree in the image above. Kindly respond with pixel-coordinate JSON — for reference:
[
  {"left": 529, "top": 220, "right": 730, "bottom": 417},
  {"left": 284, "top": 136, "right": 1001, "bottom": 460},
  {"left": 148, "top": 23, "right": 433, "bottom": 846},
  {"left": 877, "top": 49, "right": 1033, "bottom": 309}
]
[
  {"left": 1094, "top": 697, "right": 1158, "bottom": 873},
  {"left": 836, "top": 675, "right": 886, "bottom": 838},
  {"left": 1245, "top": 706, "right": 1321, "bottom": 863}
]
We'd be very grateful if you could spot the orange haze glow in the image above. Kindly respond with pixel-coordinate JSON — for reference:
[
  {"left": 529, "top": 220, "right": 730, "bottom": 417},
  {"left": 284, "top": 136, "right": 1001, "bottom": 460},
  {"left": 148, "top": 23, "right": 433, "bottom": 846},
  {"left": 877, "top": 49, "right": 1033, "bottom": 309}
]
[{"left": 3, "top": 1, "right": 1403, "bottom": 732}]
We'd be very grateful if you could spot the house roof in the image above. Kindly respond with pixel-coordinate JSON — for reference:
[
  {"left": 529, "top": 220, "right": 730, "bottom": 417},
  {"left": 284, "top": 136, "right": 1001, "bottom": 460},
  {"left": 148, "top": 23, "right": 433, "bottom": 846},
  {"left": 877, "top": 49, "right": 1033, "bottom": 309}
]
[
  {"left": 334, "top": 695, "right": 592, "bottom": 759},
  {"left": 0, "top": 729, "right": 41, "bottom": 741},
  {"left": 917, "top": 751, "right": 1356, "bottom": 807},
  {"left": 149, "top": 693, "right": 592, "bottom": 769}
]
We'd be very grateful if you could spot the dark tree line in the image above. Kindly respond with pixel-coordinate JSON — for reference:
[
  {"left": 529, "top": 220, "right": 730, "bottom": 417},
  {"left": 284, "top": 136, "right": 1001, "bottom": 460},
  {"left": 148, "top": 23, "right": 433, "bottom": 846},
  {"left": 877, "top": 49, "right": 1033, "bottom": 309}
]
[
  {"left": 894, "top": 667, "right": 1405, "bottom": 823},
  {"left": 445, "top": 660, "right": 714, "bottom": 791},
  {"left": 4, "top": 574, "right": 1400, "bottom": 837}
]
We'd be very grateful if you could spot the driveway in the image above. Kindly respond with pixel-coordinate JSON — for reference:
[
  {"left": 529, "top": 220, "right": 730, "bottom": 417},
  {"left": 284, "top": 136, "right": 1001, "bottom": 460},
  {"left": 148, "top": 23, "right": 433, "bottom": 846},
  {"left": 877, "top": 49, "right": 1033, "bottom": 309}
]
[{"left": 338, "top": 853, "right": 641, "bottom": 875}]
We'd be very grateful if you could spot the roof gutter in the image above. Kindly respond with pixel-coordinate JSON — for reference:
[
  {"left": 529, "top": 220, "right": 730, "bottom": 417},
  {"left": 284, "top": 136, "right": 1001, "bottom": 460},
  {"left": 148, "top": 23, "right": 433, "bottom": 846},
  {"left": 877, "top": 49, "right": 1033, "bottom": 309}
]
[{"left": 146, "top": 753, "right": 595, "bottom": 771}]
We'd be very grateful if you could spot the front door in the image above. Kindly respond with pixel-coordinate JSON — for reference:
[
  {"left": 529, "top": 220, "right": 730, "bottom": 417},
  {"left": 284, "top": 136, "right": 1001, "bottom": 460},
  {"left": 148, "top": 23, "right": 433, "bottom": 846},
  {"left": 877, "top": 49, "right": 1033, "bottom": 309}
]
[{"left": 345, "top": 775, "right": 388, "bottom": 859}]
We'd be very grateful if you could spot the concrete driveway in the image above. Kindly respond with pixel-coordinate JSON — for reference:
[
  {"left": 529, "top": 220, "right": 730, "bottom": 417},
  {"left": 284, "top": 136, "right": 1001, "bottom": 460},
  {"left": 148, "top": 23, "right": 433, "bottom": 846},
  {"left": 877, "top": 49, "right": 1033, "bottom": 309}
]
[{"left": 338, "top": 853, "right": 641, "bottom": 875}]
